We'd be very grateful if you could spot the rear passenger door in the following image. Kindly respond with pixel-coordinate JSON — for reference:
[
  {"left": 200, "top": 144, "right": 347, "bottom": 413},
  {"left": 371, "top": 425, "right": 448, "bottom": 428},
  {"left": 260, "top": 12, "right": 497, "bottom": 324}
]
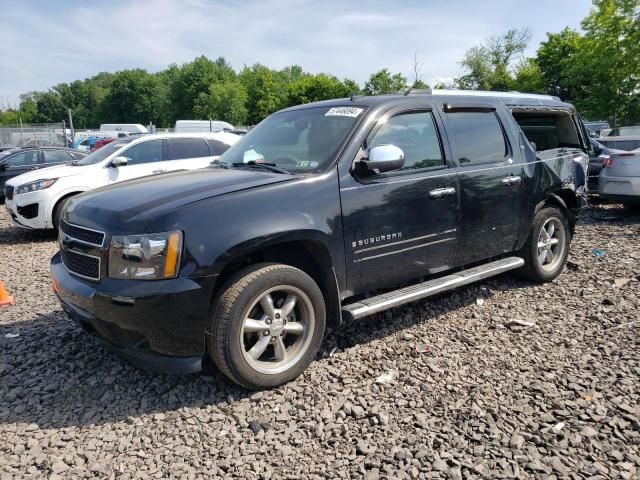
[
  {"left": 166, "top": 138, "right": 213, "bottom": 171},
  {"left": 441, "top": 105, "right": 525, "bottom": 263},
  {"left": 340, "top": 107, "right": 460, "bottom": 293}
]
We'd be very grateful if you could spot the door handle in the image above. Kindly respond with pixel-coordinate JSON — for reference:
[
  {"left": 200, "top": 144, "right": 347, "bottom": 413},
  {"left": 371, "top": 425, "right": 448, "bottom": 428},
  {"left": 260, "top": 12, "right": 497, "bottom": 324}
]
[
  {"left": 501, "top": 175, "right": 521, "bottom": 185},
  {"left": 429, "top": 187, "right": 456, "bottom": 199},
  {"left": 152, "top": 169, "right": 166, "bottom": 174}
]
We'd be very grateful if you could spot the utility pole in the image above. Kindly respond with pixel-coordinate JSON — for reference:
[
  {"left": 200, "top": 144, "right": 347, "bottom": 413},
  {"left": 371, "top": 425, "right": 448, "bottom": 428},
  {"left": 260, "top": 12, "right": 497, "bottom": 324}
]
[{"left": 68, "top": 108, "right": 75, "bottom": 146}]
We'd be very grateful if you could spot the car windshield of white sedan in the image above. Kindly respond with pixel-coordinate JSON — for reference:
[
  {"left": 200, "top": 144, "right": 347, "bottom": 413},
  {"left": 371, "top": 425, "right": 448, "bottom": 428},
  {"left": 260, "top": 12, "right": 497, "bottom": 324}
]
[
  {"left": 74, "top": 139, "right": 133, "bottom": 165},
  {"left": 216, "top": 106, "right": 364, "bottom": 173}
]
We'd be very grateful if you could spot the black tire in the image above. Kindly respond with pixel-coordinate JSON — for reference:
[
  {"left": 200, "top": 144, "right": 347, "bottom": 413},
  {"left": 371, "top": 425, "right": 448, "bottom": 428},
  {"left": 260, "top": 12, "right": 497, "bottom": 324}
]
[
  {"left": 52, "top": 196, "right": 72, "bottom": 230},
  {"left": 517, "top": 207, "right": 571, "bottom": 283},
  {"left": 207, "top": 263, "right": 326, "bottom": 389}
]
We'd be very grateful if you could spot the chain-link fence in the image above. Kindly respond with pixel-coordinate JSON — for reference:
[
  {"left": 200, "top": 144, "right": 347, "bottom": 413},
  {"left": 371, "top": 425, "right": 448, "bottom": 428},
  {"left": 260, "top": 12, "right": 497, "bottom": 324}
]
[{"left": 0, "top": 123, "right": 70, "bottom": 148}]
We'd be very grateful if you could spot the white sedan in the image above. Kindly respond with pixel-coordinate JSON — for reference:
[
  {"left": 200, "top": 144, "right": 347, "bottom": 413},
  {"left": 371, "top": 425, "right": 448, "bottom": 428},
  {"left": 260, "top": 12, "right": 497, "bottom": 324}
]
[{"left": 4, "top": 132, "right": 239, "bottom": 230}]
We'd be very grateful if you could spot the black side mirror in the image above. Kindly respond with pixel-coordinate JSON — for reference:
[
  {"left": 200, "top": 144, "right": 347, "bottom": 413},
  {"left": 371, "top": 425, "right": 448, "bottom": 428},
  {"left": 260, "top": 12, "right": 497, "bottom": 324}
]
[
  {"left": 110, "top": 156, "right": 129, "bottom": 167},
  {"left": 357, "top": 145, "right": 405, "bottom": 175},
  {"left": 0, "top": 162, "right": 7, "bottom": 171}
]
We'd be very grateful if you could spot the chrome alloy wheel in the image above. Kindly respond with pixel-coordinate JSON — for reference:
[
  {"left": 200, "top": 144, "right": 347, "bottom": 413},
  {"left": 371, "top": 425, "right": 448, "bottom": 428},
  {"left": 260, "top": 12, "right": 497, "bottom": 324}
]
[
  {"left": 240, "top": 286, "right": 315, "bottom": 375},
  {"left": 536, "top": 217, "right": 566, "bottom": 272}
]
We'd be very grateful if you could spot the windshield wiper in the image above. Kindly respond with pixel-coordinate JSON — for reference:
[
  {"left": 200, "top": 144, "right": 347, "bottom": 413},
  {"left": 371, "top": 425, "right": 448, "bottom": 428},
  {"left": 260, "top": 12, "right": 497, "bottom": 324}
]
[
  {"left": 231, "top": 161, "right": 291, "bottom": 175},
  {"left": 210, "top": 159, "right": 230, "bottom": 168}
]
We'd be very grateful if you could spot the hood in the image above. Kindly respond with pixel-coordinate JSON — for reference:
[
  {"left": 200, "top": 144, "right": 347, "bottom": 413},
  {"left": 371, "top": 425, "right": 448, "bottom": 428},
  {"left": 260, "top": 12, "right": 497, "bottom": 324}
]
[
  {"left": 6, "top": 162, "right": 93, "bottom": 186},
  {"left": 66, "top": 167, "right": 296, "bottom": 232}
]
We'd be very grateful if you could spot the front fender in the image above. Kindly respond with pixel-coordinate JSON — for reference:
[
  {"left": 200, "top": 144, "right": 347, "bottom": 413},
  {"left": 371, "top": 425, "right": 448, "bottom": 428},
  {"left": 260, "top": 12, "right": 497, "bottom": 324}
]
[{"left": 144, "top": 169, "right": 346, "bottom": 289}]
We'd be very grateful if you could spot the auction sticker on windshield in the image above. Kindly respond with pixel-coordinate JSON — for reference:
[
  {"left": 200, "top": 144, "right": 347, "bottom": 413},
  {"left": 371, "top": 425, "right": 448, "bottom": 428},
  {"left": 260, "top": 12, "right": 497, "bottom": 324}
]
[{"left": 325, "top": 107, "right": 364, "bottom": 117}]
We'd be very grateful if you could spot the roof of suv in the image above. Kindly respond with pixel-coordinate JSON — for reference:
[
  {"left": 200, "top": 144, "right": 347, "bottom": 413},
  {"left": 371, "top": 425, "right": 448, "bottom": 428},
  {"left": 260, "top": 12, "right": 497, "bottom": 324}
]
[{"left": 282, "top": 89, "right": 573, "bottom": 113}]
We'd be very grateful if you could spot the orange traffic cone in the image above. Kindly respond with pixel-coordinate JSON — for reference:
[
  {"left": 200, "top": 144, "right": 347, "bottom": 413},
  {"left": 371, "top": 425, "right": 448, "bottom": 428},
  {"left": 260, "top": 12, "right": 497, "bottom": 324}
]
[{"left": 0, "top": 281, "right": 13, "bottom": 307}]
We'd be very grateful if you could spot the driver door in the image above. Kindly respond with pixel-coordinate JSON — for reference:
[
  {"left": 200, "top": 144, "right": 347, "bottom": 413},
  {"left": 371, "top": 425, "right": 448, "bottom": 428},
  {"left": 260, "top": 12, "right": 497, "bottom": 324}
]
[
  {"left": 107, "top": 139, "right": 167, "bottom": 184},
  {"left": 340, "top": 107, "right": 461, "bottom": 294}
]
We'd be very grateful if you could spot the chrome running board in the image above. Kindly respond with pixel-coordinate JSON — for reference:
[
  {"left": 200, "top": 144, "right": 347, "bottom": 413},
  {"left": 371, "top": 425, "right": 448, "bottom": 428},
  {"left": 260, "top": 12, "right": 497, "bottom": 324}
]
[{"left": 341, "top": 256, "right": 524, "bottom": 321}]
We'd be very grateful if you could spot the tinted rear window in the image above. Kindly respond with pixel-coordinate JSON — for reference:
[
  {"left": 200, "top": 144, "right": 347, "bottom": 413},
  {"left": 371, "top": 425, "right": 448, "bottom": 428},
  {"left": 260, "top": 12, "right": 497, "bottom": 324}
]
[
  {"left": 169, "top": 138, "right": 210, "bottom": 160},
  {"left": 205, "top": 139, "right": 231, "bottom": 156},
  {"left": 447, "top": 112, "right": 507, "bottom": 165}
]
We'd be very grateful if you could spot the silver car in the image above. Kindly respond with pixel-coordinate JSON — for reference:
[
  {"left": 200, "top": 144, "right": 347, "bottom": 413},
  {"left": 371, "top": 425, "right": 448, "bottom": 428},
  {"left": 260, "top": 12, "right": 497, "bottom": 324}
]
[{"left": 599, "top": 149, "right": 640, "bottom": 210}]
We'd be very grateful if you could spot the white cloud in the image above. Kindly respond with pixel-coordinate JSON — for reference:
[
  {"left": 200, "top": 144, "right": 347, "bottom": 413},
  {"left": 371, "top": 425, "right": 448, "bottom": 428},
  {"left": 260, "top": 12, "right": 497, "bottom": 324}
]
[{"left": 0, "top": 0, "right": 592, "bottom": 104}]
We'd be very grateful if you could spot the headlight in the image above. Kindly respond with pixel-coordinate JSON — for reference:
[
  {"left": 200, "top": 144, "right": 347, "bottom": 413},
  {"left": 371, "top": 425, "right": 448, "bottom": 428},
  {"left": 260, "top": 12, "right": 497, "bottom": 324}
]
[
  {"left": 109, "top": 231, "right": 183, "bottom": 280},
  {"left": 16, "top": 178, "right": 57, "bottom": 195}
]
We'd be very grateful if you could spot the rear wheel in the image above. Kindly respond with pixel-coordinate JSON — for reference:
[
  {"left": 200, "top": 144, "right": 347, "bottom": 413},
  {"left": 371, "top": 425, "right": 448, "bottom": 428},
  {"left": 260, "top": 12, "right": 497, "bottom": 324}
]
[
  {"left": 517, "top": 207, "right": 570, "bottom": 282},
  {"left": 208, "top": 263, "right": 326, "bottom": 389}
]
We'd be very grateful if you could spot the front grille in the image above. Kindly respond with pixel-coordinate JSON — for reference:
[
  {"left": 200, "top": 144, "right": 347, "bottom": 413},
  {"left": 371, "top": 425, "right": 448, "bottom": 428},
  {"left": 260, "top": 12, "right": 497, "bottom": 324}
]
[
  {"left": 59, "top": 220, "right": 105, "bottom": 246},
  {"left": 61, "top": 249, "right": 100, "bottom": 281},
  {"left": 4, "top": 185, "right": 13, "bottom": 200}
]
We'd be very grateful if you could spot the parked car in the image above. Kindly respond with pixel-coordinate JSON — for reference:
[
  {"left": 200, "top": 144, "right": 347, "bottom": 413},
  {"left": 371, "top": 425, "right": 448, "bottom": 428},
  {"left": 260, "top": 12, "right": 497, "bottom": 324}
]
[
  {"left": 598, "top": 136, "right": 640, "bottom": 152},
  {"left": 50, "top": 90, "right": 588, "bottom": 389},
  {"left": 90, "top": 138, "right": 114, "bottom": 152},
  {"left": 587, "top": 138, "right": 612, "bottom": 191},
  {"left": 4, "top": 132, "right": 239, "bottom": 229},
  {"left": 1, "top": 147, "right": 86, "bottom": 201},
  {"left": 605, "top": 125, "right": 640, "bottom": 137},
  {"left": 599, "top": 149, "right": 640, "bottom": 210},
  {"left": 584, "top": 120, "right": 610, "bottom": 136}
]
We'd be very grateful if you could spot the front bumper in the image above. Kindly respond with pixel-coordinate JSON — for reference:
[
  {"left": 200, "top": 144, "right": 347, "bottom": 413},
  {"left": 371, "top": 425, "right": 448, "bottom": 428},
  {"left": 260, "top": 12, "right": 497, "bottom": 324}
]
[
  {"left": 51, "top": 252, "right": 217, "bottom": 374},
  {"left": 4, "top": 194, "right": 49, "bottom": 229}
]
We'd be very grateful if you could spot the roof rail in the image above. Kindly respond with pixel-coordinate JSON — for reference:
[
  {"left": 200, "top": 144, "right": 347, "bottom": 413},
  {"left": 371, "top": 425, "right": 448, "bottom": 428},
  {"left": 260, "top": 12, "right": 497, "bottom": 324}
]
[
  {"left": 431, "top": 89, "right": 557, "bottom": 100},
  {"left": 404, "top": 87, "right": 433, "bottom": 96}
]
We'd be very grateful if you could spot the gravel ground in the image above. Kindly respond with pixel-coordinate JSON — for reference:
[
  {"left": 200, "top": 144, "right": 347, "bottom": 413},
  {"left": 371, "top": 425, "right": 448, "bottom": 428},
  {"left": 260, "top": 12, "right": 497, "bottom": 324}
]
[{"left": 1, "top": 203, "right": 639, "bottom": 480}]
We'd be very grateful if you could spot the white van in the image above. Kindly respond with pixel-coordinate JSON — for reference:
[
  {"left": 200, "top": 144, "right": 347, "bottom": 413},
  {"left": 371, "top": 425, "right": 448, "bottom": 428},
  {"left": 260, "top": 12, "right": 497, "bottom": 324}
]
[
  {"left": 5, "top": 132, "right": 239, "bottom": 230},
  {"left": 99, "top": 123, "right": 148, "bottom": 134},
  {"left": 174, "top": 120, "right": 234, "bottom": 134}
]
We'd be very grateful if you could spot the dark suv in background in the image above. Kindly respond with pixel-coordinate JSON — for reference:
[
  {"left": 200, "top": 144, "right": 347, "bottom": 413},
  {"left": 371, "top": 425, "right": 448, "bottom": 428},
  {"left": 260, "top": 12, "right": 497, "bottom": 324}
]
[{"left": 51, "top": 90, "right": 590, "bottom": 389}]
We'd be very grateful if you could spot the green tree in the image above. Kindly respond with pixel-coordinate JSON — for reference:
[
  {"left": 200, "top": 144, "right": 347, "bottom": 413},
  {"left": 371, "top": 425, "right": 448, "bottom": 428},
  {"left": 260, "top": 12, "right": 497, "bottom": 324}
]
[
  {"left": 456, "top": 27, "right": 531, "bottom": 90},
  {"left": 512, "top": 58, "right": 545, "bottom": 93},
  {"left": 168, "top": 56, "right": 236, "bottom": 120},
  {"left": 286, "top": 74, "right": 352, "bottom": 106},
  {"left": 573, "top": 0, "right": 640, "bottom": 124},
  {"left": 363, "top": 69, "right": 407, "bottom": 95},
  {"left": 239, "top": 64, "right": 289, "bottom": 124},
  {"left": 194, "top": 81, "right": 248, "bottom": 125},
  {"left": 101, "top": 69, "right": 162, "bottom": 124},
  {"left": 32, "top": 91, "right": 67, "bottom": 122},
  {"left": 18, "top": 95, "right": 39, "bottom": 123},
  {"left": 536, "top": 28, "right": 582, "bottom": 99},
  {"left": 0, "top": 109, "right": 20, "bottom": 126}
]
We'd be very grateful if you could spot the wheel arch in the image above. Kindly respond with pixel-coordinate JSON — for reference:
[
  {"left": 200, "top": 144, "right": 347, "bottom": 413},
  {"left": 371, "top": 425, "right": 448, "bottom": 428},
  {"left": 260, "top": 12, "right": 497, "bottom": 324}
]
[
  {"left": 211, "top": 234, "right": 342, "bottom": 330},
  {"left": 534, "top": 190, "right": 578, "bottom": 233},
  {"left": 49, "top": 189, "right": 88, "bottom": 224}
]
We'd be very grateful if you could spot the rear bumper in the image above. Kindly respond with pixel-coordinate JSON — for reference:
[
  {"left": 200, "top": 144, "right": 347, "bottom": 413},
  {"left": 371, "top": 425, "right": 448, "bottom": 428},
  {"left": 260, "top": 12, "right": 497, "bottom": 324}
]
[
  {"left": 598, "top": 174, "right": 640, "bottom": 200},
  {"left": 51, "top": 252, "right": 218, "bottom": 374}
]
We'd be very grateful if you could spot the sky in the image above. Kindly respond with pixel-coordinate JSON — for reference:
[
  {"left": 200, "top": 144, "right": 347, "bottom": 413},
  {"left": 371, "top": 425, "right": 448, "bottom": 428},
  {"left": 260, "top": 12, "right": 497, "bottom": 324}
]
[{"left": 0, "top": 0, "right": 594, "bottom": 106}]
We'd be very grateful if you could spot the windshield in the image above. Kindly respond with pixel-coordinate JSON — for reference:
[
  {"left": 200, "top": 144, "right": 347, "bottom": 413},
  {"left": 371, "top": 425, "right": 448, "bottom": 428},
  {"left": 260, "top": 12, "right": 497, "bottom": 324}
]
[
  {"left": 216, "top": 106, "right": 365, "bottom": 173},
  {"left": 74, "top": 139, "right": 133, "bottom": 165}
]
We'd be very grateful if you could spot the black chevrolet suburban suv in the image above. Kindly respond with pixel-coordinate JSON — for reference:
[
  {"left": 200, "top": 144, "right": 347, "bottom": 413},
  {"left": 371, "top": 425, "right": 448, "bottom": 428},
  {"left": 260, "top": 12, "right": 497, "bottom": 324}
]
[{"left": 51, "top": 90, "right": 590, "bottom": 389}]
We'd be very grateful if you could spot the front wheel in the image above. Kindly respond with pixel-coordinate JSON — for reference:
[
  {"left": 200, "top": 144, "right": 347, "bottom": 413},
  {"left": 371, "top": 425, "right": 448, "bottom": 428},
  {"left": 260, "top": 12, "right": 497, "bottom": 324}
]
[
  {"left": 207, "top": 263, "right": 326, "bottom": 389},
  {"left": 517, "top": 207, "right": 571, "bottom": 282},
  {"left": 52, "top": 196, "right": 72, "bottom": 230}
]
